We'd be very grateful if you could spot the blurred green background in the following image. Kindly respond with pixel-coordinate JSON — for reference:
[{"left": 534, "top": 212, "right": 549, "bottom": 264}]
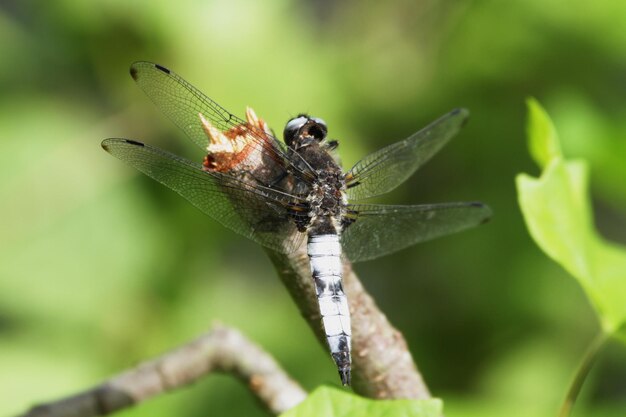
[{"left": 1, "top": 0, "right": 625, "bottom": 416}]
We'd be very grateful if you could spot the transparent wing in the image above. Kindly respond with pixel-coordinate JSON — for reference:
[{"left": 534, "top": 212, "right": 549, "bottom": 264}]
[
  {"left": 341, "top": 202, "right": 491, "bottom": 262},
  {"left": 346, "top": 109, "right": 469, "bottom": 201},
  {"left": 102, "top": 138, "right": 307, "bottom": 254},
  {"left": 130, "top": 61, "right": 314, "bottom": 178}
]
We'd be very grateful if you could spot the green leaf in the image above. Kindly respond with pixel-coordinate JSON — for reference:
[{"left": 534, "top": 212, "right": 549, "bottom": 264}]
[
  {"left": 280, "top": 386, "right": 442, "bottom": 417},
  {"left": 526, "top": 97, "right": 562, "bottom": 169},
  {"left": 516, "top": 99, "right": 626, "bottom": 335}
]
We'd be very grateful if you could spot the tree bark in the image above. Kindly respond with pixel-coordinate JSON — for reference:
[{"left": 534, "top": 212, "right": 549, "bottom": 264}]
[{"left": 18, "top": 326, "right": 306, "bottom": 417}]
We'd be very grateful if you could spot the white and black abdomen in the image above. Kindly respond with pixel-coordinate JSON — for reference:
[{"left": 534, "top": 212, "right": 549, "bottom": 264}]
[{"left": 307, "top": 234, "right": 351, "bottom": 385}]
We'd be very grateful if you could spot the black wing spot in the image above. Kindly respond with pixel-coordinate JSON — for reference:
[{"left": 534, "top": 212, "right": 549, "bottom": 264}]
[
  {"left": 346, "top": 181, "right": 361, "bottom": 189},
  {"left": 452, "top": 107, "right": 470, "bottom": 127},
  {"left": 467, "top": 202, "right": 493, "bottom": 224},
  {"left": 155, "top": 64, "right": 171, "bottom": 74},
  {"left": 129, "top": 65, "right": 138, "bottom": 80},
  {"left": 124, "top": 139, "right": 145, "bottom": 147}
]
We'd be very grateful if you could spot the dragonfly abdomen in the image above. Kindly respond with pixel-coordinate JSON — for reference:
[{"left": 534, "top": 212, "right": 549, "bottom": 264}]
[{"left": 307, "top": 233, "right": 352, "bottom": 386}]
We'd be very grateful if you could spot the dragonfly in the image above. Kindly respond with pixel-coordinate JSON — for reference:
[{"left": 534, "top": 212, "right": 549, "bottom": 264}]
[{"left": 102, "top": 61, "right": 492, "bottom": 386}]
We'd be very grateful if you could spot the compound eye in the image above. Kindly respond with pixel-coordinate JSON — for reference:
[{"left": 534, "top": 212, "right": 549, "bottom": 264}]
[
  {"left": 283, "top": 116, "right": 308, "bottom": 146},
  {"left": 309, "top": 117, "right": 328, "bottom": 140},
  {"left": 312, "top": 117, "right": 327, "bottom": 128}
]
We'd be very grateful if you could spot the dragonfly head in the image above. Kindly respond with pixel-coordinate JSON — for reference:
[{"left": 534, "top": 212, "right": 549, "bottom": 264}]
[{"left": 284, "top": 114, "right": 328, "bottom": 147}]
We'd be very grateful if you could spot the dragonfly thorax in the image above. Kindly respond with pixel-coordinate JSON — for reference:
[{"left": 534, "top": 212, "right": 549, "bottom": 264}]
[{"left": 308, "top": 170, "right": 346, "bottom": 214}]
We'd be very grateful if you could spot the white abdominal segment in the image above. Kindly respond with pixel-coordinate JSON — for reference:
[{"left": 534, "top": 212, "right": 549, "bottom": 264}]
[{"left": 307, "top": 234, "right": 352, "bottom": 385}]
